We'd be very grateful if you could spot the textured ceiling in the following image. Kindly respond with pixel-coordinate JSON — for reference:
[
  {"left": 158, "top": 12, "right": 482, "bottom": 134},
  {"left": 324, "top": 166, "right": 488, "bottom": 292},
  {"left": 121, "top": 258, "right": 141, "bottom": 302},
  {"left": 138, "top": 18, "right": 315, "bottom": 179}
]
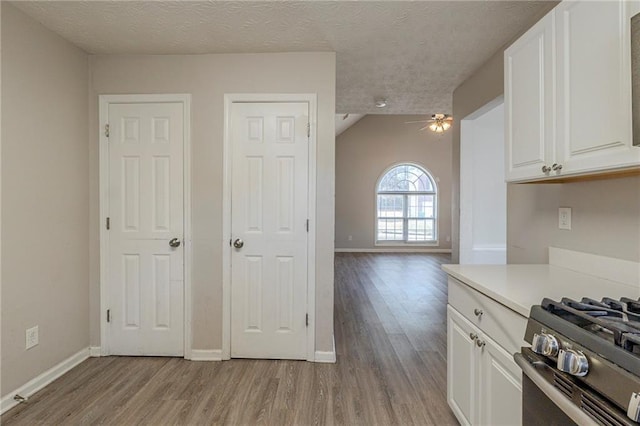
[{"left": 12, "top": 1, "right": 552, "bottom": 114}]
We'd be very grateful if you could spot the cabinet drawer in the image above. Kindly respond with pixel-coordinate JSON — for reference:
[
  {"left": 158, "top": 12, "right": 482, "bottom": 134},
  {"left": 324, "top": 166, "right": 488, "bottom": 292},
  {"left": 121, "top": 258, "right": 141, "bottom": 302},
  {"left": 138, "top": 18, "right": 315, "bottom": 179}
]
[{"left": 448, "top": 277, "right": 527, "bottom": 355}]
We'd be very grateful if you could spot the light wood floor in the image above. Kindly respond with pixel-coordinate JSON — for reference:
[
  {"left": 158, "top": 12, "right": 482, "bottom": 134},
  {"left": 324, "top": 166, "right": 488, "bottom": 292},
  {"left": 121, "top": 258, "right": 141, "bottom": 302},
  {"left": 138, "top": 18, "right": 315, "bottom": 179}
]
[{"left": 2, "top": 253, "right": 457, "bottom": 425}]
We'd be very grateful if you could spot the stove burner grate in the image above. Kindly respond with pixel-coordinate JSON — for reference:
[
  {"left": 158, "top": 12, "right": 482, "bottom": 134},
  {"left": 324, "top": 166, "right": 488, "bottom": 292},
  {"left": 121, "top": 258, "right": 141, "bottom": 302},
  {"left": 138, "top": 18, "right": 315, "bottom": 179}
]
[{"left": 542, "top": 297, "right": 640, "bottom": 354}]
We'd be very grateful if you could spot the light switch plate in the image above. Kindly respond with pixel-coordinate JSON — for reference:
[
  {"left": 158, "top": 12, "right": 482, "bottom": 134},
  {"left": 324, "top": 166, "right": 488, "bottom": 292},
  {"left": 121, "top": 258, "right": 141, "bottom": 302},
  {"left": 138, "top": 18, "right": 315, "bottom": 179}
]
[{"left": 559, "top": 207, "right": 572, "bottom": 230}]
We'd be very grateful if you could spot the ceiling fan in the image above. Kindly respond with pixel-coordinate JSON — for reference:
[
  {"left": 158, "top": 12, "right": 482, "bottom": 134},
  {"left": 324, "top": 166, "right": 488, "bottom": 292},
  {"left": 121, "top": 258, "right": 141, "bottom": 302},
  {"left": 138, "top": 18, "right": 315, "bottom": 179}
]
[{"left": 406, "top": 113, "right": 453, "bottom": 133}]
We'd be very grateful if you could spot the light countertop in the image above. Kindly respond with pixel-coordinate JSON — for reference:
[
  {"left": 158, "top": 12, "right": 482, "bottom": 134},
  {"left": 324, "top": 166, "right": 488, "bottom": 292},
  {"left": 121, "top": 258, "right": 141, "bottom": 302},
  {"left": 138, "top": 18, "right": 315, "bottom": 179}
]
[{"left": 442, "top": 264, "right": 640, "bottom": 318}]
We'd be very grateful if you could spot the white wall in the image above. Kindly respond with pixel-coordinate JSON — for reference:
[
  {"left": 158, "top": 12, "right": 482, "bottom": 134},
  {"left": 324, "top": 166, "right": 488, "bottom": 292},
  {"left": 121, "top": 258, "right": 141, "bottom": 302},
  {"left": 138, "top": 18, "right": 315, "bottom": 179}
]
[
  {"left": 1, "top": 3, "right": 89, "bottom": 394},
  {"left": 88, "top": 52, "right": 336, "bottom": 353},
  {"left": 460, "top": 101, "right": 506, "bottom": 264}
]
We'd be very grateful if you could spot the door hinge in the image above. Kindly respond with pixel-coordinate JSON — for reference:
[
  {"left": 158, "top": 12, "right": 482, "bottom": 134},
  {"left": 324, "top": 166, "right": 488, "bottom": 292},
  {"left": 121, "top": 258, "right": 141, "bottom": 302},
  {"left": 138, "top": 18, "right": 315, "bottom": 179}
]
[
  {"left": 306, "top": 313, "right": 309, "bottom": 327},
  {"left": 307, "top": 122, "right": 310, "bottom": 138},
  {"left": 106, "top": 217, "right": 110, "bottom": 230},
  {"left": 306, "top": 219, "right": 309, "bottom": 232},
  {"left": 106, "top": 309, "right": 111, "bottom": 323},
  {"left": 104, "top": 124, "right": 110, "bottom": 138}
]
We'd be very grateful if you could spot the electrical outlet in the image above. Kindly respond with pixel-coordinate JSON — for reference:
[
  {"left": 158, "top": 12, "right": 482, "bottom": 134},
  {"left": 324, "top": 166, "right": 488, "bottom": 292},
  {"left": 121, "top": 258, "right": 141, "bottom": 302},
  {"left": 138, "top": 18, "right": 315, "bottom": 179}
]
[
  {"left": 559, "top": 207, "right": 572, "bottom": 230},
  {"left": 26, "top": 326, "right": 38, "bottom": 350}
]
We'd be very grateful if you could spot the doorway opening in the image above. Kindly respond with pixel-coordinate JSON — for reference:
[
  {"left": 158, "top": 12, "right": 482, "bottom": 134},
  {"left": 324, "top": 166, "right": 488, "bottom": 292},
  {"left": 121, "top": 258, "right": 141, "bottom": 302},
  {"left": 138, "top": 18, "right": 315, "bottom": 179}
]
[{"left": 459, "top": 98, "right": 506, "bottom": 264}]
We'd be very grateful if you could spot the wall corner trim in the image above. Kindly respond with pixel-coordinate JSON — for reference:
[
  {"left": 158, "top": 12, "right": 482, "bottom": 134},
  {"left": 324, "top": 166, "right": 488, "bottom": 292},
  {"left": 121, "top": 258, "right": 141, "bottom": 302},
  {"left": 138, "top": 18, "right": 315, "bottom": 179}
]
[
  {"left": 1, "top": 347, "right": 90, "bottom": 415},
  {"left": 89, "top": 347, "right": 102, "bottom": 357},
  {"left": 314, "top": 335, "right": 337, "bottom": 363},
  {"left": 190, "top": 349, "right": 223, "bottom": 362}
]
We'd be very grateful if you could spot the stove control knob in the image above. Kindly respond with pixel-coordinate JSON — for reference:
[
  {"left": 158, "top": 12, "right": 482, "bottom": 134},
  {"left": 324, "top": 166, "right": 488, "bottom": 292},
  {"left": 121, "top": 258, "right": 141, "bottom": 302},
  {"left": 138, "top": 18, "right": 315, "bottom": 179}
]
[
  {"left": 557, "top": 349, "right": 589, "bottom": 377},
  {"left": 627, "top": 392, "right": 640, "bottom": 422},
  {"left": 531, "top": 332, "right": 559, "bottom": 357}
]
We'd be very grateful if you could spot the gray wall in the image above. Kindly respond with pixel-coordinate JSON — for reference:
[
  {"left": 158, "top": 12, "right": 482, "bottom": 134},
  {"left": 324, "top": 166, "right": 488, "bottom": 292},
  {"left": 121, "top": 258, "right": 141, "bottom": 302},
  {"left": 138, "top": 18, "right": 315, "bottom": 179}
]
[
  {"left": 335, "top": 115, "right": 452, "bottom": 250},
  {"left": 452, "top": 1, "right": 640, "bottom": 265},
  {"left": 1, "top": 3, "right": 90, "bottom": 393},
  {"left": 88, "top": 52, "right": 336, "bottom": 353}
]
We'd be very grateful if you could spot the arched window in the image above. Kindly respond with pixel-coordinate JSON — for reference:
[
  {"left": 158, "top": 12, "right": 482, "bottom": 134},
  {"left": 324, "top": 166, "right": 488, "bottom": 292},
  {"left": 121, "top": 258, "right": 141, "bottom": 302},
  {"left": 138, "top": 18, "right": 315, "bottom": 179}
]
[{"left": 376, "top": 163, "right": 437, "bottom": 243}]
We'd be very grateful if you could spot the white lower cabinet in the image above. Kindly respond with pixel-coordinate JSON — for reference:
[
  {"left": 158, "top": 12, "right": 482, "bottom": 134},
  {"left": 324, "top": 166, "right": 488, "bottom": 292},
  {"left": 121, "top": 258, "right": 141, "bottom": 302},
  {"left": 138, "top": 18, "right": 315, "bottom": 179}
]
[{"left": 447, "top": 305, "right": 522, "bottom": 426}]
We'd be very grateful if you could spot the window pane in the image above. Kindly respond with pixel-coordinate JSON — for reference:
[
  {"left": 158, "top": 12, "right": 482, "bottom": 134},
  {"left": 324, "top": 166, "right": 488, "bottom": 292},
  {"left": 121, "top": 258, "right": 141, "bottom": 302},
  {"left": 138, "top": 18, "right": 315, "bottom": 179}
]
[
  {"left": 407, "top": 219, "right": 435, "bottom": 241},
  {"left": 407, "top": 195, "right": 434, "bottom": 218},
  {"left": 377, "top": 219, "right": 404, "bottom": 240},
  {"left": 377, "top": 194, "right": 403, "bottom": 218},
  {"left": 378, "top": 164, "right": 434, "bottom": 192}
]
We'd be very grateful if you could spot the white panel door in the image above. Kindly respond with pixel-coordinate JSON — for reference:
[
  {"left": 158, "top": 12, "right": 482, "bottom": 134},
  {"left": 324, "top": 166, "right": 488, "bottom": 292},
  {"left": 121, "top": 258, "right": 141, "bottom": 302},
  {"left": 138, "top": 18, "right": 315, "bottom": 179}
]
[
  {"left": 556, "top": 0, "right": 640, "bottom": 174},
  {"left": 504, "top": 11, "right": 556, "bottom": 182},
  {"left": 230, "top": 102, "right": 309, "bottom": 359},
  {"left": 108, "top": 102, "right": 184, "bottom": 356}
]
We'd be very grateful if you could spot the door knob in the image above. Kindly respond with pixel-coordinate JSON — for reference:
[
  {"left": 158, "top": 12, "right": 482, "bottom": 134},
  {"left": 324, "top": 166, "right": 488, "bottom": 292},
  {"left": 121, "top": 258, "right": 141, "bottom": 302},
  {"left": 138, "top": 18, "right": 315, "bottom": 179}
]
[
  {"left": 233, "top": 239, "right": 244, "bottom": 249},
  {"left": 169, "top": 238, "right": 181, "bottom": 248}
]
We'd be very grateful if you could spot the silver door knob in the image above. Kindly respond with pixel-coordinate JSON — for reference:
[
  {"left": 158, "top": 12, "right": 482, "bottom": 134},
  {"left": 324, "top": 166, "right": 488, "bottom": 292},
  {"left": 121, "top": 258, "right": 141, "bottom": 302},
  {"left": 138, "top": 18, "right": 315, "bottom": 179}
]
[
  {"left": 233, "top": 239, "right": 244, "bottom": 249},
  {"left": 169, "top": 238, "right": 181, "bottom": 248},
  {"left": 557, "top": 349, "right": 589, "bottom": 376},
  {"left": 542, "top": 165, "right": 552, "bottom": 173}
]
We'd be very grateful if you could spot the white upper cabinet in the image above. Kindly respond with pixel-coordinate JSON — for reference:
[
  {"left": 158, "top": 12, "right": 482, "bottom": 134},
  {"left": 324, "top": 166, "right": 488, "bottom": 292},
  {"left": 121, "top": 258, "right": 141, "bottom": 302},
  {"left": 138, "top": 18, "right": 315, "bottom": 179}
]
[
  {"left": 556, "top": 0, "right": 639, "bottom": 174},
  {"left": 505, "top": 12, "right": 556, "bottom": 181},
  {"left": 505, "top": 0, "right": 640, "bottom": 182}
]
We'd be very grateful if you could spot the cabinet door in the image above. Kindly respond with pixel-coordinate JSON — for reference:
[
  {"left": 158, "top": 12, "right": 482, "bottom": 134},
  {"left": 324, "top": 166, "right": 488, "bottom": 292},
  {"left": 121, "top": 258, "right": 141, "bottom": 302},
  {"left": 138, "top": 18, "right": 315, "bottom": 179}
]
[
  {"left": 478, "top": 334, "right": 523, "bottom": 426},
  {"left": 447, "top": 305, "right": 480, "bottom": 426},
  {"left": 556, "top": 0, "right": 640, "bottom": 174},
  {"left": 505, "top": 11, "right": 556, "bottom": 182}
]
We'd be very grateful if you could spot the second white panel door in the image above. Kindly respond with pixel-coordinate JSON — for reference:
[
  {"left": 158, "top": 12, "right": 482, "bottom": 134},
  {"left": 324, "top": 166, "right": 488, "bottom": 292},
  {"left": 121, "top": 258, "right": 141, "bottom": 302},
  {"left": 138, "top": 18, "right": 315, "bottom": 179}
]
[{"left": 230, "top": 102, "right": 309, "bottom": 359}]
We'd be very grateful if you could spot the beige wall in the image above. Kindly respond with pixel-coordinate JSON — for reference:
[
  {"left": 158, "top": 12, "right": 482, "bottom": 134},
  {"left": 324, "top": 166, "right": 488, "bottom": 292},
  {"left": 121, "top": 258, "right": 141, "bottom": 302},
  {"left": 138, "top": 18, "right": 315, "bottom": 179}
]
[
  {"left": 1, "top": 3, "right": 89, "bottom": 393},
  {"left": 508, "top": 177, "right": 640, "bottom": 263},
  {"left": 88, "top": 52, "right": 336, "bottom": 352},
  {"left": 452, "top": 1, "right": 640, "bottom": 265},
  {"left": 335, "top": 115, "right": 452, "bottom": 250}
]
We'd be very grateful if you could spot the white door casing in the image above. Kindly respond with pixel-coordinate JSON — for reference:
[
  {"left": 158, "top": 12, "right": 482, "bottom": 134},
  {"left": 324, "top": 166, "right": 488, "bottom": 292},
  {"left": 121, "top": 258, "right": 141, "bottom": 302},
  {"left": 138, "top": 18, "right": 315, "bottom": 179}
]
[
  {"left": 99, "top": 95, "right": 191, "bottom": 357},
  {"left": 230, "top": 101, "right": 309, "bottom": 359}
]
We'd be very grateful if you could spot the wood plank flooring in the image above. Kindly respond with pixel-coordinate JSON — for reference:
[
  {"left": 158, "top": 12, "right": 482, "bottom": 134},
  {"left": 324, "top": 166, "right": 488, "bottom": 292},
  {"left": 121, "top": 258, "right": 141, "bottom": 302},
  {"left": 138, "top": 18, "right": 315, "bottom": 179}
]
[{"left": 2, "top": 253, "right": 457, "bottom": 425}]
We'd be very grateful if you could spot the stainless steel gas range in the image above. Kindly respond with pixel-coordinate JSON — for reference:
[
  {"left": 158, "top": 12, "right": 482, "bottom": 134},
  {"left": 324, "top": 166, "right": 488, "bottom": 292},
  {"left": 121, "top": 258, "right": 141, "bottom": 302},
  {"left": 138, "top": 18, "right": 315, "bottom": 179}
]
[{"left": 515, "top": 297, "right": 640, "bottom": 426}]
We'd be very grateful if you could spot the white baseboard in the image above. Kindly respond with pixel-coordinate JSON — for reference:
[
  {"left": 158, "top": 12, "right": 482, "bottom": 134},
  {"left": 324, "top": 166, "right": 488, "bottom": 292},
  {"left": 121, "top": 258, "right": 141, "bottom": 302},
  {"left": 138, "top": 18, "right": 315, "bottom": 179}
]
[
  {"left": 89, "top": 346, "right": 102, "bottom": 357},
  {"left": 335, "top": 248, "right": 452, "bottom": 254},
  {"left": 190, "top": 349, "right": 223, "bottom": 361},
  {"left": 549, "top": 247, "right": 640, "bottom": 287},
  {"left": 314, "top": 335, "right": 336, "bottom": 363},
  {"left": 1, "top": 347, "right": 90, "bottom": 415}
]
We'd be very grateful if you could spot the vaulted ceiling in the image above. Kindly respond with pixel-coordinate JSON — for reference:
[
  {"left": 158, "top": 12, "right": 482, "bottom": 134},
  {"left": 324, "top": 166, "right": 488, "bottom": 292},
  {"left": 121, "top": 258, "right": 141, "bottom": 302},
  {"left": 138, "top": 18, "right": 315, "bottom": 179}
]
[{"left": 12, "top": 1, "right": 551, "bottom": 114}]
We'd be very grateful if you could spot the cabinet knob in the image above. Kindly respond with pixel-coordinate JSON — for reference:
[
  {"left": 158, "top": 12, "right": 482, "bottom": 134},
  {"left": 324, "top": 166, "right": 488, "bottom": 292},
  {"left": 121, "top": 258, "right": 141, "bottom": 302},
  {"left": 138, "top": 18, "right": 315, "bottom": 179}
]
[
  {"left": 541, "top": 165, "right": 552, "bottom": 173},
  {"left": 469, "top": 333, "right": 478, "bottom": 341},
  {"left": 476, "top": 339, "right": 486, "bottom": 348},
  {"left": 552, "top": 163, "right": 563, "bottom": 171},
  {"left": 473, "top": 308, "right": 483, "bottom": 317}
]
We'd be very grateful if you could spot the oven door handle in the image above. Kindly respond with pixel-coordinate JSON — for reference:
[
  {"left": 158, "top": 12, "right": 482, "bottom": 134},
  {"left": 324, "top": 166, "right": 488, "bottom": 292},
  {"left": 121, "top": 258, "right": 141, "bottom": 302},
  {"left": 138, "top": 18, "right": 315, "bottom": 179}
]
[{"left": 514, "top": 352, "right": 598, "bottom": 426}]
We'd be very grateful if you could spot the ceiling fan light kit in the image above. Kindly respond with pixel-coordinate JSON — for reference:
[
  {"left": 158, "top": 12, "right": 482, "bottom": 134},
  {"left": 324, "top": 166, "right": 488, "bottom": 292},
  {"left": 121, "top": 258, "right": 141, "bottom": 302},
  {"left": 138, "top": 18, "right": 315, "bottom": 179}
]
[
  {"left": 405, "top": 113, "right": 453, "bottom": 133},
  {"left": 428, "top": 113, "right": 452, "bottom": 133}
]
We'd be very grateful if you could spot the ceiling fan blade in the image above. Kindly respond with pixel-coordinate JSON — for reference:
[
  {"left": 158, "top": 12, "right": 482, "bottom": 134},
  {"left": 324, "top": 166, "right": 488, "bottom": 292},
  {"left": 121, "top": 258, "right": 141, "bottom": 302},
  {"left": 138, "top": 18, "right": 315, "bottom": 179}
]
[
  {"left": 418, "top": 124, "right": 430, "bottom": 131},
  {"left": 404, "top": 120, "right": 430, "bottom": 124}
]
